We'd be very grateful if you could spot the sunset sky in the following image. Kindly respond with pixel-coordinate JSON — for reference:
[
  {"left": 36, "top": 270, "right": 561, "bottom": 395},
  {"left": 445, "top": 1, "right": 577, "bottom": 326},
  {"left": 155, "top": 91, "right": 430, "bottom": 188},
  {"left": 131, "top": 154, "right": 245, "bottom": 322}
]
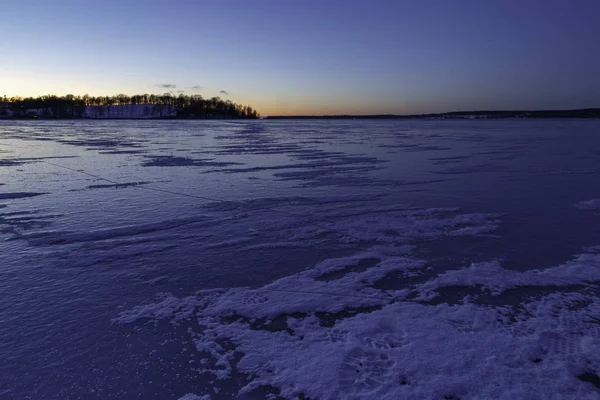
[{"left": 1, "top": 0, "right": 599, "bottom": 116}]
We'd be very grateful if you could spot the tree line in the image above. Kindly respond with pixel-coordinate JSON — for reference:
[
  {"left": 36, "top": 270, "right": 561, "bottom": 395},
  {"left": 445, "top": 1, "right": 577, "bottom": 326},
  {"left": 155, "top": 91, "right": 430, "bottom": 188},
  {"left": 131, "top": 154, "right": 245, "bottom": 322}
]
[{"left": 0, "top": 93, "right": 259, "bottom": 119}]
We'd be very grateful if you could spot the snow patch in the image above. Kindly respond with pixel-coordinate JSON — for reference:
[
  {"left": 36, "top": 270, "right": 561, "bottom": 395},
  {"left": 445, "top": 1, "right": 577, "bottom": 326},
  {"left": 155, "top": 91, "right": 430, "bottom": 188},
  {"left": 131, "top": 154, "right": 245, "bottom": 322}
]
[
  {"left": 576, "top": 199, "right": 600, "bottom": 210},
  {"left": 115, "top": 207, "right": 600, "bottom": 399}
]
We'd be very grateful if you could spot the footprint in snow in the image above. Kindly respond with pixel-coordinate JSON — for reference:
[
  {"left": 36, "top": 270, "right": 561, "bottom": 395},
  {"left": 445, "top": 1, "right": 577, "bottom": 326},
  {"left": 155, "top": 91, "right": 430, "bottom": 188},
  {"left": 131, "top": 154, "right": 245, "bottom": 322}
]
[
  {"left": 357, "top": 331, "right": 409, "bottom": 350},
  {"left": 338, "top": 348, "right": 396, "bottom": 396},
  {"left": 538, "top": 331, "right": 580, "bottom": 357},
  {"left": 241, "top": 291, "right": 269, "bottom": 306}
]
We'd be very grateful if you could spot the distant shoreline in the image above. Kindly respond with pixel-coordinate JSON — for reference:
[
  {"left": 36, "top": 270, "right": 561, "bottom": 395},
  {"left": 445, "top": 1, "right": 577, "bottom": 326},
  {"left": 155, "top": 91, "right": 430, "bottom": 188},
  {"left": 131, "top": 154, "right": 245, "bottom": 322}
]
[
  {"left": 0, "top": 103, "right": 258, "bottom": 120},
  {"left": 264, "top": 108, "right": 600, "bottom": 120},
  {"left": 0, "top": 95, "right": 259, "bottom": 119},
  {"left": 1, "top": 106, "right": 599, "bottom": 121}
]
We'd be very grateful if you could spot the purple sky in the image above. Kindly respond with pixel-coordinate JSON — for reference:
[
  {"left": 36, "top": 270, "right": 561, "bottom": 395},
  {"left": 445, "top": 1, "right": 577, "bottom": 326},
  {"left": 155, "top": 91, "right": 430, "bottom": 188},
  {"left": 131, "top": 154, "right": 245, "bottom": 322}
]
[{"left": 1, "top": 0, "right": 599, "bottom": 115}]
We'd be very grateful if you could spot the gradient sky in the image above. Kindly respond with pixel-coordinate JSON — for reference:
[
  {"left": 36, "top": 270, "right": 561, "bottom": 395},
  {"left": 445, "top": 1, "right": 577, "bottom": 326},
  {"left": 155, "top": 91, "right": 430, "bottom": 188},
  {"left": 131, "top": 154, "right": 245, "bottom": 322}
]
[{"left": 1, "top": 0, "right": 599, "bottom": 116}]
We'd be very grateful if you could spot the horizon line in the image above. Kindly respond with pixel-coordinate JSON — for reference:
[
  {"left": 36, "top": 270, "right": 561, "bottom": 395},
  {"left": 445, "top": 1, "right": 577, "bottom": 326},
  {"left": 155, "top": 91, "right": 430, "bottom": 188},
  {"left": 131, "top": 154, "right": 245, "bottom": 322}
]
[{"left": 263, "top": 107, "right": 600, "bottom": 118}]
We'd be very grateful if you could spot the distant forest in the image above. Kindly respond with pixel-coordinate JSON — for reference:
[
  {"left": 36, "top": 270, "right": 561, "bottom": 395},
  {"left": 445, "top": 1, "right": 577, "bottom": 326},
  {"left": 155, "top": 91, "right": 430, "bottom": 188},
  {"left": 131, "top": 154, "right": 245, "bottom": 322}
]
[{"left": 0, "top": 93, "right": 259, "bottom": 119}]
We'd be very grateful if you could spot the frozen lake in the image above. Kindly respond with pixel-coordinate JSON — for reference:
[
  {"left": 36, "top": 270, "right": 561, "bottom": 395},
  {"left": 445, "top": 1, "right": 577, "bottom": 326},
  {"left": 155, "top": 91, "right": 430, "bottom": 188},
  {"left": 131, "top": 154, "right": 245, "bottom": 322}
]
[{"left": 1, "top": 119, "right": 600, "bottom": 399}]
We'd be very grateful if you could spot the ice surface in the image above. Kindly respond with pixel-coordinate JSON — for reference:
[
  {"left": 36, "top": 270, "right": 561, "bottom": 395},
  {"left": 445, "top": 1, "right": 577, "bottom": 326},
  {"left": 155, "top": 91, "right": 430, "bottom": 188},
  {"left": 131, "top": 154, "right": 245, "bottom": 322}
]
[
  {"left": 3, "top": 119, "right": 600, "bottom": 399},
  {"left": 179, "top": 394, "right": 212, "bottom": 400}
]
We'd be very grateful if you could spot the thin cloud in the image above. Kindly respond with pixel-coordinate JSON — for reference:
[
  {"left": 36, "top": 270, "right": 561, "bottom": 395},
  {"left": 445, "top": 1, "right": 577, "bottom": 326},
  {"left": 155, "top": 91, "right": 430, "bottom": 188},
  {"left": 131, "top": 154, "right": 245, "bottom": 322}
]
[
  {"left": 175, "top": 90, "right": 186, "bottom": 94},
  {"left": 156, "top": 84, "right": 176, "bottom": 89},
  {"left": 191, "top": 85, "right": 203, "bottom": 90},
  {"left": 219, "top": 90, "right": 230, "bottom": 95}
]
